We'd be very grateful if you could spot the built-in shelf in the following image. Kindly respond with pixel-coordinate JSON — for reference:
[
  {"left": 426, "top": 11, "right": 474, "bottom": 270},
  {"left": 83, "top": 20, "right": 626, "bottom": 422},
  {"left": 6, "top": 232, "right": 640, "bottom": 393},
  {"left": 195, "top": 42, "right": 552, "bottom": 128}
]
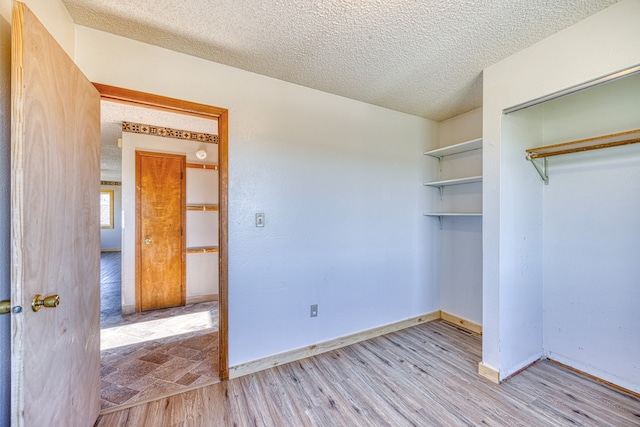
[
  {"left": 525, "top": 128, "right": 640, "bottom": 184},
  {"left": 423, "top": 175, "right": 482, "bottom": 188},
  {"left": 424, "top": 137, "right": 482, "bottom": 159},
  {"left": 423, "top": 212, "right": 482, "bottom": 229},
  {"left": 186, "top": 246, "right": 219, "bottom": 254},
  {"left": 186, "top": 204, "right": 219, "bottom": 211},
  {"left": 186, "top": 163, "right": 218, "bottom": 170}
]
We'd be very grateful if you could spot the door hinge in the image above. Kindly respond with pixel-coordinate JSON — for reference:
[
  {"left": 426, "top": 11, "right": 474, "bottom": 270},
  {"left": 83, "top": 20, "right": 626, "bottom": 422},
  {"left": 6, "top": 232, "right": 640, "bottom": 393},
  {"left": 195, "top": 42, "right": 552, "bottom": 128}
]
[
  {"left": 181, "top": 171, "right": 183, "bottom": 180},
  {"left": 180, "top": 227, "right": 183, "bottom": 236}
]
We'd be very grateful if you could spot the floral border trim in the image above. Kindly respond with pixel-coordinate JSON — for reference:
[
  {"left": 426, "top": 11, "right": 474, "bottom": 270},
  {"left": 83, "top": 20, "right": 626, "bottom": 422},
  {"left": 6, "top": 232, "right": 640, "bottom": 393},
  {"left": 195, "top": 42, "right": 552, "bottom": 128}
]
[
  {"left": 101, "top": 181, "right": 121, "bottom": 186},
  {"left": 122, "top": 121, "right": 218, "bottom": 144}
]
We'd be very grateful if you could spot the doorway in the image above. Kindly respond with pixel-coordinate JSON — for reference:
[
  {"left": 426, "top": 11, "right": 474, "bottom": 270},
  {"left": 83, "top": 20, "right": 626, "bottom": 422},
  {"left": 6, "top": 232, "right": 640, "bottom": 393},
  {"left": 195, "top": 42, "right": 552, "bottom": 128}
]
[{"left": 96, "top": 84, "right": 229, "bottom": 411}]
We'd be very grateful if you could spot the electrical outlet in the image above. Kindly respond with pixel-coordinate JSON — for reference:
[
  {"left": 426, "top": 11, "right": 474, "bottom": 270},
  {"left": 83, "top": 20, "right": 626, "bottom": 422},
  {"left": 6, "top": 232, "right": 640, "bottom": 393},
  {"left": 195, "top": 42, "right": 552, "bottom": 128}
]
[
  {"left": 256, "top": 213, "right": 265, "bottom": 227},
  {"left": 310, "top": 304, "right": 318, "bottom": 318}
]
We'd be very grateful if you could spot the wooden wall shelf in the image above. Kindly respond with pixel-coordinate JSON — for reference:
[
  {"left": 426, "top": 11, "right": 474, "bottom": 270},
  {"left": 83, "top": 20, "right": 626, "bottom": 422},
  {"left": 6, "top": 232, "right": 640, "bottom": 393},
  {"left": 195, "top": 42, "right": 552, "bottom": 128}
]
[
  {"left": 186, "top": 246, "right": 219, "bottom": 254},
  {"left": 525, "top": 128, "right": 640, "bottom": 184},
  {"left": 186, "top": 163, "right": 218, "bottom": 170},
  {"left": 187, "top": 204, "right": 219, "bottom": 211}
]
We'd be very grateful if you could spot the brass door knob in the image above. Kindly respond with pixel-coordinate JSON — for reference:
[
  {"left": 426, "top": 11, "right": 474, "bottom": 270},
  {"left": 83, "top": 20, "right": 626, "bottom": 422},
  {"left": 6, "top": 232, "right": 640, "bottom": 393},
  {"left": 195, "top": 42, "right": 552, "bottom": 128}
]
[
  {"left": 32, "top": 294, "right": 60, "bottom": 312},
  {"left": 144, "top": 237, "right": 152, "bottom": 245},
  {"left": 0, "top": 300, "right": 10, "bottom": 315}
]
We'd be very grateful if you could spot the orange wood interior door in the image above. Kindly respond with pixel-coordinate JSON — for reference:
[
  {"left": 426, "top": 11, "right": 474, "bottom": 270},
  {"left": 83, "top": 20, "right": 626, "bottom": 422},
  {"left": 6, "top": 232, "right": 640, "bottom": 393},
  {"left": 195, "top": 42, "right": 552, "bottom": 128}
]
[
  {"left": 10, "top": 3, "right": 101, "bottom": 425},
  {"left": 136, "top": 151, "right": 186, "bottom": 311}
]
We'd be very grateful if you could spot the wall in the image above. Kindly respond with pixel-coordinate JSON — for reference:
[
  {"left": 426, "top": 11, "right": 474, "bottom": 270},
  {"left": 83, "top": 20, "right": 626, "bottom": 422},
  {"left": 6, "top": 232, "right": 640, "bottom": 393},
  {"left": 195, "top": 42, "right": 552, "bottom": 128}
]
[
  {"left": 0, "top": 1, "right": 75, "bottom": 423},
  {"left": 75, "top": 26, "right": 439, "bottom": 366},
  {"left": 511, "top": 73, "right": 640, "bottom": 393},
  {"left": 435, "top": 108, "right": 483, "bottom": 325},
  {"left": 121, "top": 132, "right": 219, "bottom": 310},
  {"left": 0, "top": 0, "right": 75, "bottom": 58},
  {"left": 100, "top": 183, "right": 122, "bottom": 251},
  {"left": 482, "top": 0, "right": 640, "bottom": 381}
]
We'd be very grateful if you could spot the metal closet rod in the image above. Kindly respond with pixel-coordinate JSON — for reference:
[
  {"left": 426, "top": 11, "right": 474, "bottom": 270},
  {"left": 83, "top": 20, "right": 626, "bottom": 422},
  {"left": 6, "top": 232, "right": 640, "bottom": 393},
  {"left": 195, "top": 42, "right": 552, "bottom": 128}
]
[{"left": 525, "top": 128, "right": 640, "bottom": 185}]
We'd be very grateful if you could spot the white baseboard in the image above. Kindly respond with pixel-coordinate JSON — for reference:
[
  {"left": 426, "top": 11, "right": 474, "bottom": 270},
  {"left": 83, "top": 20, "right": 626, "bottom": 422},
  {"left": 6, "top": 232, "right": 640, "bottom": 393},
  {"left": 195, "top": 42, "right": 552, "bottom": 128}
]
[{"left": 229, "top": 310, "right": 441, "bottom": 379}]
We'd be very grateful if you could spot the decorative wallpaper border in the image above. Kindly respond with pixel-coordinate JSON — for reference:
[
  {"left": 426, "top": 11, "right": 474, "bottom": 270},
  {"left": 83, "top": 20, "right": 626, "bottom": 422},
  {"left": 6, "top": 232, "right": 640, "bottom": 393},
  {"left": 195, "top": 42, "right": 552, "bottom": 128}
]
[
  {"left": 122, "top": 121, "right": 219, "bottom": 144},
  {"left": 100, "top": 181, "right": 121, "bottom": 186}
]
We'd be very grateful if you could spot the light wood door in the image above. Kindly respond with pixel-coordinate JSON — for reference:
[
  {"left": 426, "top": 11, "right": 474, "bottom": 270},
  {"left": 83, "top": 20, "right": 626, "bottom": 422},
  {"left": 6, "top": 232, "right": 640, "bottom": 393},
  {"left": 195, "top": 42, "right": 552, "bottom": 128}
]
[
  {"left": 10, "top": 3, "right": 101, "bottom": 426},
  {"left": 136, "top": 151, "right": 186, "bottom": 311}
]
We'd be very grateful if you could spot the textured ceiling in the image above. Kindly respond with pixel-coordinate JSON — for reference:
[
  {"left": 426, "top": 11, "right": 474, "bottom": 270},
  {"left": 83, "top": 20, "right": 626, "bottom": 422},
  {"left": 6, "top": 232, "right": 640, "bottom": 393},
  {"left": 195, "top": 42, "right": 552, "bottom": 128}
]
[
  {"left": 100, "top": 101, "right": 216, "bottom": 181},
  {"left": 68, "top": 0, "right": 618, "bottom": 121}
]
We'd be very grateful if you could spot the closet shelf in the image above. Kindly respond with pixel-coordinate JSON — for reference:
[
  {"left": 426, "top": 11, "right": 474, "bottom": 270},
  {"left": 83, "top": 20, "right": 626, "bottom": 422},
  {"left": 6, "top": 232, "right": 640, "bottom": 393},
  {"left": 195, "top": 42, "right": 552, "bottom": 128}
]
[
  {"left": 186, "top": 204, "right": 219, "bottom": 211},
  {"left": 186, "top": 163, "right": 218, "bottom": 170},
  {"left": 423, "top": 212, "right": 482, "bottom": 229},
  {"left": 423, "top": 212, "right": 482, "bottom": 217},
  {"left": 424, "top": 138, "right": 482, "bottom": 159},
  {"left": 525, "top": 128, "right": 640, "bottom": 184},
  {"left": 186, "top": 246, "right": 219, "bottom": 254},
  {"left": 423, "top": 176, "right": 482, "bottom": 188}
]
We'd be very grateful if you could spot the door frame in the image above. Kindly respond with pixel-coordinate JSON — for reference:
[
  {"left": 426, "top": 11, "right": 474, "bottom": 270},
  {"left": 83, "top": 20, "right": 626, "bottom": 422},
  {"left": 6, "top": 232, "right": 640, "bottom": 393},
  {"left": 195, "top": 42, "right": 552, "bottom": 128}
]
[
  {"left": 94, "top": 83, "right": 229, "bottom": 379},
  {"left": 135, "top": 150, "right": 187, "bottom": 312}
]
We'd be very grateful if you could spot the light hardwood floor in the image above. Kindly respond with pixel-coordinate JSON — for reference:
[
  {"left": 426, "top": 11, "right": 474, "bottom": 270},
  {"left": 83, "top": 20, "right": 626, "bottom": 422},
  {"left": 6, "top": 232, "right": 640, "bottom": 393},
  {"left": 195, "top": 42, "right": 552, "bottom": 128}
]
[{"left": 96, "top": 320, "right": 640, "bottom": 426}]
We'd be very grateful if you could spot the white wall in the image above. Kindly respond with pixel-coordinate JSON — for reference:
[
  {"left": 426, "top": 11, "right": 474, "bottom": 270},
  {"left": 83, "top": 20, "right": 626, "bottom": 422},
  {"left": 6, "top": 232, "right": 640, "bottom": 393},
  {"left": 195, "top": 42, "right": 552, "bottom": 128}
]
[
  {"left": 100, "top": 184, "right": 122, "bottom": 251},
  {"left": 435, "top": 108, "right": 483, "bottom": 325},
  {"left": 0, "top": 0, "right": 75, "bottom": 58},
  {"left": 121, "top": 132, "right": 219, "bottom": 310},
  {"left": 482, "top": 0, "right": 640, "bottom": 382},
  {"left": 75, "top": 26, "right": 439, "bottom": 366},
  {"left": 512, "top": 73, "right": 640, "bottom": 393}
]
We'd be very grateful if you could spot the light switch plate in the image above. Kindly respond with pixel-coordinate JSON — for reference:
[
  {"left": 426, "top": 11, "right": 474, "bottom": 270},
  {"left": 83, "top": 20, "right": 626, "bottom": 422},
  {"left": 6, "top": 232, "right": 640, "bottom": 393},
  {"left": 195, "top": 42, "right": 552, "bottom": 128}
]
[{"left": 256, "top": 213, "right": 265, "bottom": 227}]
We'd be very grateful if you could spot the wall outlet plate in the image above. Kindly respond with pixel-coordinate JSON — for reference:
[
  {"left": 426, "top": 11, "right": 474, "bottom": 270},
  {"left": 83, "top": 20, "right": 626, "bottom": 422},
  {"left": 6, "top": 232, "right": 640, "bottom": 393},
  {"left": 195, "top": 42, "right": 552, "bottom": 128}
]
[
  {"left": 256, "top": 213, "right": 265, "bottom": 227},
  {"left": 310, "top": 304, "right": 318, "bottom": 317}
]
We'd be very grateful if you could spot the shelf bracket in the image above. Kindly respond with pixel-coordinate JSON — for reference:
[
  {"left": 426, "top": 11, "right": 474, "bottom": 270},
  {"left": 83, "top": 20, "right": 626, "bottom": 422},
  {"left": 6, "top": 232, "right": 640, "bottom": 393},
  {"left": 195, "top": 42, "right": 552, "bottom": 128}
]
[
  {"left": 527, "top": 155, "right": 548, "bottom": 185},
  {"left": 437, "top": 215, "right": 442, "bottom": 229}
]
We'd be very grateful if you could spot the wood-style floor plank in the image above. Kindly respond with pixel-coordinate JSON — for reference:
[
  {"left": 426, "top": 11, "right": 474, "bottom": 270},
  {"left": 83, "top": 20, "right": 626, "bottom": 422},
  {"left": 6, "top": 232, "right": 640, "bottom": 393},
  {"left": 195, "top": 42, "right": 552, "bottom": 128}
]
[{"left": 96, "top": 321, "right": 640, "bottom": 426}]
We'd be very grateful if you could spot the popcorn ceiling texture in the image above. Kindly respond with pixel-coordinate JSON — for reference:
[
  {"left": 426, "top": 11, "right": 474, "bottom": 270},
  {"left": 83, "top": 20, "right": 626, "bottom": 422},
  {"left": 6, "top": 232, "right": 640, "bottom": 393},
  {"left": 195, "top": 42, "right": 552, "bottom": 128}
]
[{"left": 64, "top": 0, "right": 618, "bottom": 120}]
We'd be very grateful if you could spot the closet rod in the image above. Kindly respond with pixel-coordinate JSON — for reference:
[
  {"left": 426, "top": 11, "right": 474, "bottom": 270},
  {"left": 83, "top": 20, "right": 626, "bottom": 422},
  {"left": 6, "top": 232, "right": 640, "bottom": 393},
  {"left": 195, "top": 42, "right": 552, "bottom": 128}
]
[
  {"left": 526, "top": 128, "right": 640, "bottom": 159},
  {"left": 525, "top": 129, "right": 640, "bottom": 184}
]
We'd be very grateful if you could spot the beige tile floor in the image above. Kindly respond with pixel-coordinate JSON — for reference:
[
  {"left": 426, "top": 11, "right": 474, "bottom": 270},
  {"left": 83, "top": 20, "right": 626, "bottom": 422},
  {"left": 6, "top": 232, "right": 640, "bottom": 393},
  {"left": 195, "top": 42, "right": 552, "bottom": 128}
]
[{"left": 100, "top": 252, "right": 220, "bottom": 410}]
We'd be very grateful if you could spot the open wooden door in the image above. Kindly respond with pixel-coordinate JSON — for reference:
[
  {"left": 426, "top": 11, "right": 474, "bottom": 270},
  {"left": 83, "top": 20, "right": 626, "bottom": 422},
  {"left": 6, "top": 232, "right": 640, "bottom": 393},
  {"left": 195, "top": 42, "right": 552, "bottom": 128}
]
[{"left": 11, "top": 3, "right": 101, "bottom": 426}]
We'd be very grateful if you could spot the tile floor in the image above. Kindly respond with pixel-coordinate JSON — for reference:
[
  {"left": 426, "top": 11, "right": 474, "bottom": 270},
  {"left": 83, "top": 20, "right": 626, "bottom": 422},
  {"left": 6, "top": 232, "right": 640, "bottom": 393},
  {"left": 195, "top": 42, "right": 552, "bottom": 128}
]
[{"left": 100, "top": 252, "right": 220, "bottom": 410}]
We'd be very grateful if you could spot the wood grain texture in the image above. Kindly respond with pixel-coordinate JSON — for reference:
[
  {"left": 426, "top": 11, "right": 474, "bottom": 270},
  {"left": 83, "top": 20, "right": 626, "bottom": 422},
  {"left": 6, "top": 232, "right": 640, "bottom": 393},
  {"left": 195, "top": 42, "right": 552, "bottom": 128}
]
[
  {"left": 11, "top": 3, "right": 101, "bottom": 425},
  {"left": 96, "top": 320, "right": 640, "bottom": 426},
  {"left": 478, "top": 361, "right": 501, "bottom": 384},
  {"left": 94, "top": 83, "right": 229, "bottom": 380},
  {"left": 440, "top": 310, "right": 482, "bottom": 334},
  {"left": 136, "top": 151, "right": 186, "bottom": 311},
  {"left": 186, "top": 205, "right": 219, "bottom": 211},
  {"left": 93, "top": 83, "right": 226, "bottom": 119},
  {"left": 186, "top": 163, "right": 218, "bottom": 170},
  {"left": 229, "top": 311, "right": 441, "bottom": 379},
  {"left": 218, "top": 110, "right": 229, "bottom": 380}
]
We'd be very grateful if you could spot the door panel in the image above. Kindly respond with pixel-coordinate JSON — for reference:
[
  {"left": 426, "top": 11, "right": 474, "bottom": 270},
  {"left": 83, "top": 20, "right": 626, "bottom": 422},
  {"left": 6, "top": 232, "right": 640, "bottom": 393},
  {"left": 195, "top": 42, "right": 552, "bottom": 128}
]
[
  {"left": 11, "top": 3, "right": 101, "bottom": 426},
  {"left": 136, "top": 151, "right": 186, "bottom": 311}
]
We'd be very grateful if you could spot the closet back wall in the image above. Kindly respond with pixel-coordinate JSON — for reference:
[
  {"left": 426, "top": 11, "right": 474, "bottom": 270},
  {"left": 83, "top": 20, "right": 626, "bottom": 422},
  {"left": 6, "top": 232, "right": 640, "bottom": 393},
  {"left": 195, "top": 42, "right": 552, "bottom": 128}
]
[{"left": 530, "top": 73, "right": 640, "bottom": 393}]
